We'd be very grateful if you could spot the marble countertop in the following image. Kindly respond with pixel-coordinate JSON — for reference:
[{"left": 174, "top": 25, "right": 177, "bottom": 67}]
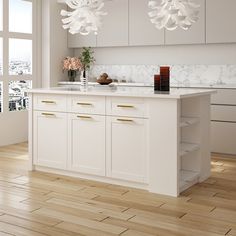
[
  {"left": 28, "top": 86, "right": 216, "bottom": 99},
  {"left": 58, "top": 81, "right": 236, "bottom": 89}
]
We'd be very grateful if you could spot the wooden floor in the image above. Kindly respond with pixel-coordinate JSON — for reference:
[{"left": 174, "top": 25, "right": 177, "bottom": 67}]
[{"left": 0, "top": 145, "right": 235, "bottom": 235}]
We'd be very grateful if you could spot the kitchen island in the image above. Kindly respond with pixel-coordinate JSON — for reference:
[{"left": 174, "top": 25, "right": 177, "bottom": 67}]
[{"left": 28, "top": 86, "right": 215, "bottom": 197}]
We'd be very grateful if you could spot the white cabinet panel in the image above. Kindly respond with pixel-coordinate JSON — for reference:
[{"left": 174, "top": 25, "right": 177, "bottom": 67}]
[
  {"left": 165, "top": 0, "right": 205, "bottom": 45},
  {"left": 97, "top": 0, "right": 128, "bottom": 47},
  {"left": 33, "top": 111, "right": 68, "bottom": 169},
  {"left": 69, "top": 95, "right": 106, "bottom": 115},
  {"left": 69, "top": 114, "right": 106, "bottom": 176},
  {"left": 211, "top": 105, "right": 236, "bottom": 122},
  {"left": 68, "top": 34, "right": 97, "bottom": 48},
  {"left": 34, "top": 94, "right": 67, "bottom": 112},
  {"left": 129, "top": 0, "right": 164, "bottom": 46},
  {"left": 107, "top": 116, "right": 148, "bottom": 183},
  {"left": 211, "top": 89, "right": 236, "bottom": 105},
  {"left": 206, "top": 0, "right": 236, "bottom": 43},
  {"left": 211, "top": 121, "right": 236, "bottom": 155}
]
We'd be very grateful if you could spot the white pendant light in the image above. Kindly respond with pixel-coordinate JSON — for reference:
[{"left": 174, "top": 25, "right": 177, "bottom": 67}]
[
  {"left": 148, "top": 0, "right": 200, "bottom": 31},
  {"left": 61, "top": 0, "right": 107, "bottom": 35}
]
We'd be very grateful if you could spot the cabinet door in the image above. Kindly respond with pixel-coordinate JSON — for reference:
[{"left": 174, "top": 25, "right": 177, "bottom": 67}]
[
  {"left": 68, "top": 33, "right": 96, "bottom": 48},
  {"left": 206, "top": 0, "right": 236, "bottom": 43},
  {"left": 165, "top": 0, "right": 205, "bottom": 45},
  {"left": 129, "top": 0, "right": 164, "bottom": 46},
  {"left": 69, "top": 114, "right": 106, "bottom": 176},
  {"left": 211, "top": 121, "right": 236, "bottom": 155},
  {"left": 97, "top": 0, "right": 128, "bottom": 47},
  {"left": 107, "top": 117, "right": 148, "bottom": 183},
  {"left": 33, "top": 111, "right": 68, "bottom": 169}
]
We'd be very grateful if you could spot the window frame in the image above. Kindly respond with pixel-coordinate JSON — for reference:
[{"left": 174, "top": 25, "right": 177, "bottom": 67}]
[{"left": 0, "top": 0, "right": 39, "bottom": 113}]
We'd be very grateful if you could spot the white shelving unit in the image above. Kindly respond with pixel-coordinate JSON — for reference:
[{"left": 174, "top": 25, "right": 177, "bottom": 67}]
[
  {"left": 180, "top": 117, "right": 199, "bottom": 128},
  {"left": 180, "top": 142, "right": 200, "bottom": 157},
  {"left": 178, "top": 96, "right": 211, "bottom": 194}
]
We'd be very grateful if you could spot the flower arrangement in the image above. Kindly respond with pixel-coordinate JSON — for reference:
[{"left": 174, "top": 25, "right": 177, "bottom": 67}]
[{"left": 62, "top": 57, "right": 82, "bottom": 81}]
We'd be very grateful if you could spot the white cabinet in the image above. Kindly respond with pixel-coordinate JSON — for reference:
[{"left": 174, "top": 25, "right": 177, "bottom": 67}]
[
  {"left": 206, "top": 0, "right": 236, "bottom": 43},
  {"left": 68, "top": 34, "right": 97, "bottom": 48},
  {"left": 165, "top": 0, "right": 205, "bottom": 45},
  {"left": 106, "top": 116, "right": 148, "bottom": 183},
  {"left": 211, "top": 121, "right": 236, "bottom": 155},
  {"left": 69, "top": 114, "right": 106, "bottom": 176},
  {"left": 33, "top": 111, "right": 68, "bottom": 169},
  {"left": 129, "top": 0, "right": 164, "bottom": 46},
  {"left": 97, "top": 0, "right": 128, "bottom": 47}
]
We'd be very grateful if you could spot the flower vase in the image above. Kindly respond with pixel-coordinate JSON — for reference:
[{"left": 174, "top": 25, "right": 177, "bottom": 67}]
[
  {"left": 80, "top": 70, "right": 88, "bottom": 91},
  {"left": 68, "top": 70, "right": 77, "bottom": 82}
]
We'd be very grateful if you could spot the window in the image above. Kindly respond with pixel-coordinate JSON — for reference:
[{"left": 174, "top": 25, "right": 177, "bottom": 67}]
[{"left": 0, "top": 0, "right": 35, "bottom": 113}]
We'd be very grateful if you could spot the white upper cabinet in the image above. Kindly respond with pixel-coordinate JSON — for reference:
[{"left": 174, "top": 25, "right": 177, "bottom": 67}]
[
  {"left": 97, "top": 0, "right": 129, "bottom": 47},
  {"left": 206, "top": 0, "right": 236, "bottom": 43},
  {"left": 129, "top": 0, "right": 164, "bottom": 46},
  {"left": 165, "top": 0, "right": 205, "bottom": 45},
  {"left": 68, "top": 34, "right": 97, "bottom": 48}
]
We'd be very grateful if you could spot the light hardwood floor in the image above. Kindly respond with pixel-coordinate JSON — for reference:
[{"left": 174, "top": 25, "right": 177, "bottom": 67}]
[{"left": 0, "top": 144, "right": 235, "bottom": 235}]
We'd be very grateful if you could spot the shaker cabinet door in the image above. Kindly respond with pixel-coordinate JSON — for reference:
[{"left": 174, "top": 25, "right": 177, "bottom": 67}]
[
  {"left": 206, "top": 0, "right": 236, "bottom": 43},
  {"left": 68, "top": 33, "right": 97, "bottom": 48},
  {"left": 106, "top": 116, "right": 148, "bottom": 183},
  {"left": 33, "top": 111, "right": 68, "bottom": 169},
  {"left": 69, "top": 114, "right": 106, "bottom": 176},
  {"left": 97, "top": 0, "right": 128, "bottom": 47},
  {"left": 165, "top": 0, "right": 205, "bottom": 45},
  {"left": 129, "top": 0, "right": 164, "bottom": 46}
]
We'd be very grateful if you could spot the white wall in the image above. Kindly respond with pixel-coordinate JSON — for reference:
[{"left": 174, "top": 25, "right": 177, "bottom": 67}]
[
  {"left": 75, "top": 43, "right": 236, "bottom": 65},
  {"left": 42, "top": 0, "right": 73, "bottom": 88}
]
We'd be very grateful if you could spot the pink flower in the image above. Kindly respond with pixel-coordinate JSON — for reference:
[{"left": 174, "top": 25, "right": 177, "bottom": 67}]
[{"left": 62, "top": 57, "right": 82, "bottom": 71}]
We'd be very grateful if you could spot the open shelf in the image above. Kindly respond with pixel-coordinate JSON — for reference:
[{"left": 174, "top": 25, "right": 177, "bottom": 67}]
[
  {"left": 180, "top": 142, "right": 200, "bottom": 157},
  {"left": 180, "top": 117, "right": 199, "bottom": 128},
  {"left": 180, "top": 170, "right": 200, "bottom": 192}
]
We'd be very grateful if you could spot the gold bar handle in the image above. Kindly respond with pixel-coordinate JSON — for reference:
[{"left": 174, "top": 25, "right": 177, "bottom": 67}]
[
  {"left": 117, "top": 105, "right": 134, "bottom": 108},
  {"left": 41, "top": 100, "right": 56, "bottom": 104},
  {"left": 42, "top": 113, "right": 55, "bottom": 117},
  {"left": 77, "top": 102, "right": 93, "bottom": 106},
  {"left": 117, "top": 118, "right": 134, "bottom": 122},
  {"left": 77, "top": 115, "right": 92, "bottom": 119}
]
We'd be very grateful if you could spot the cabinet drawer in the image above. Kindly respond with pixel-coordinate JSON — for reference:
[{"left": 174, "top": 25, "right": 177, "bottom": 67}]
[
  {"left": 211, "top": 105, "right": 236, "bottom": 122},
  {"left": 211, "top": 121, "right": 236, "bottom": 155},
  {"left": 211, "top": 89, "right": 236, "bottom": 105},
  {"left": 34, "top": 94, "right": 67, "bottom": 112},
  {"left": 107, "top": 97, "right": 148, "bottom": 118},
  {"left": 69, "top": 96, "right": 105, "bottom": 115}
]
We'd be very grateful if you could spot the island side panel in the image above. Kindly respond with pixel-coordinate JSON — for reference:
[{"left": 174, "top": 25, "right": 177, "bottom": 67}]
[
  {"left": 148, "top": 98, "right": 180, "bottom": 197},
  {"left": 199, "top": 95, "right": 211, "bottom": 181}
]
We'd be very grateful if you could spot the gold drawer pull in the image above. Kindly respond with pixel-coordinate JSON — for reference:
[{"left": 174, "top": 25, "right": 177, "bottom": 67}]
[
  {"left": 77, "top": 115, "right": 92, "bottom": 119},
  {"left": 77, "top": 102, "right": 93, "bottom": 106},
  {"left": 41, "top": 100, "right": 56, "bottom": 104},
  {"left": 117, "top": 118, "right": 134, "bottom": 122},
  {"left": 117, "top": 105, "right": 134, "bottom": 108},
  {"left": 42, "top": 113, "right": 55, "bottom": 117}
]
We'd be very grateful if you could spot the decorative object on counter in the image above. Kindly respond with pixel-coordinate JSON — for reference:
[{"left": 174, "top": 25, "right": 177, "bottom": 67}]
[
  {"left": 160, "top": 66, "right": 170, "bottom": 91},
  {"left": 148, "top": 0, "right": 200, "bottom": 31},
  {"left": 97, "top": 73, "right": 113, "bottom": 85},
  {"left": 79, "top": 47, "right": 95, "bottom": 90},
  {"left": 154, "top": 74, "right": 161, "bottom": 91},
  {"left": 154, "top": 66, "right": 170, "bottom": 92},
  {"left": 62, "top": 57, "right": 82, "bottom": 82},
  {"left": 61, "top": 0, "right": 107, "bottom": 35}
]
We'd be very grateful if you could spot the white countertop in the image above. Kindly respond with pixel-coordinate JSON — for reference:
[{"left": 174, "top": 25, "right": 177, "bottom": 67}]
[
  {"left": 58, "top": 81, "right": 236, "bottom": 89},
  {"left": 28, "top": 86, "right": 216, "bottom": 99}
]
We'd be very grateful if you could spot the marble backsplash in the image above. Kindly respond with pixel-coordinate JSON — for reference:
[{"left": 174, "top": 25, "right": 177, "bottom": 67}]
[{"left": 89, "top": 65, "right": 236, "bottom": 87}]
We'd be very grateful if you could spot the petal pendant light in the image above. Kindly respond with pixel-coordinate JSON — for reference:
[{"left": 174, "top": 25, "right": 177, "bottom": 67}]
[
  {"left": 61, "top": 0, "right": 108, "bottom": 35},
  {"left": 148, "top": 0, "right": 200, "bottom": 31}
]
